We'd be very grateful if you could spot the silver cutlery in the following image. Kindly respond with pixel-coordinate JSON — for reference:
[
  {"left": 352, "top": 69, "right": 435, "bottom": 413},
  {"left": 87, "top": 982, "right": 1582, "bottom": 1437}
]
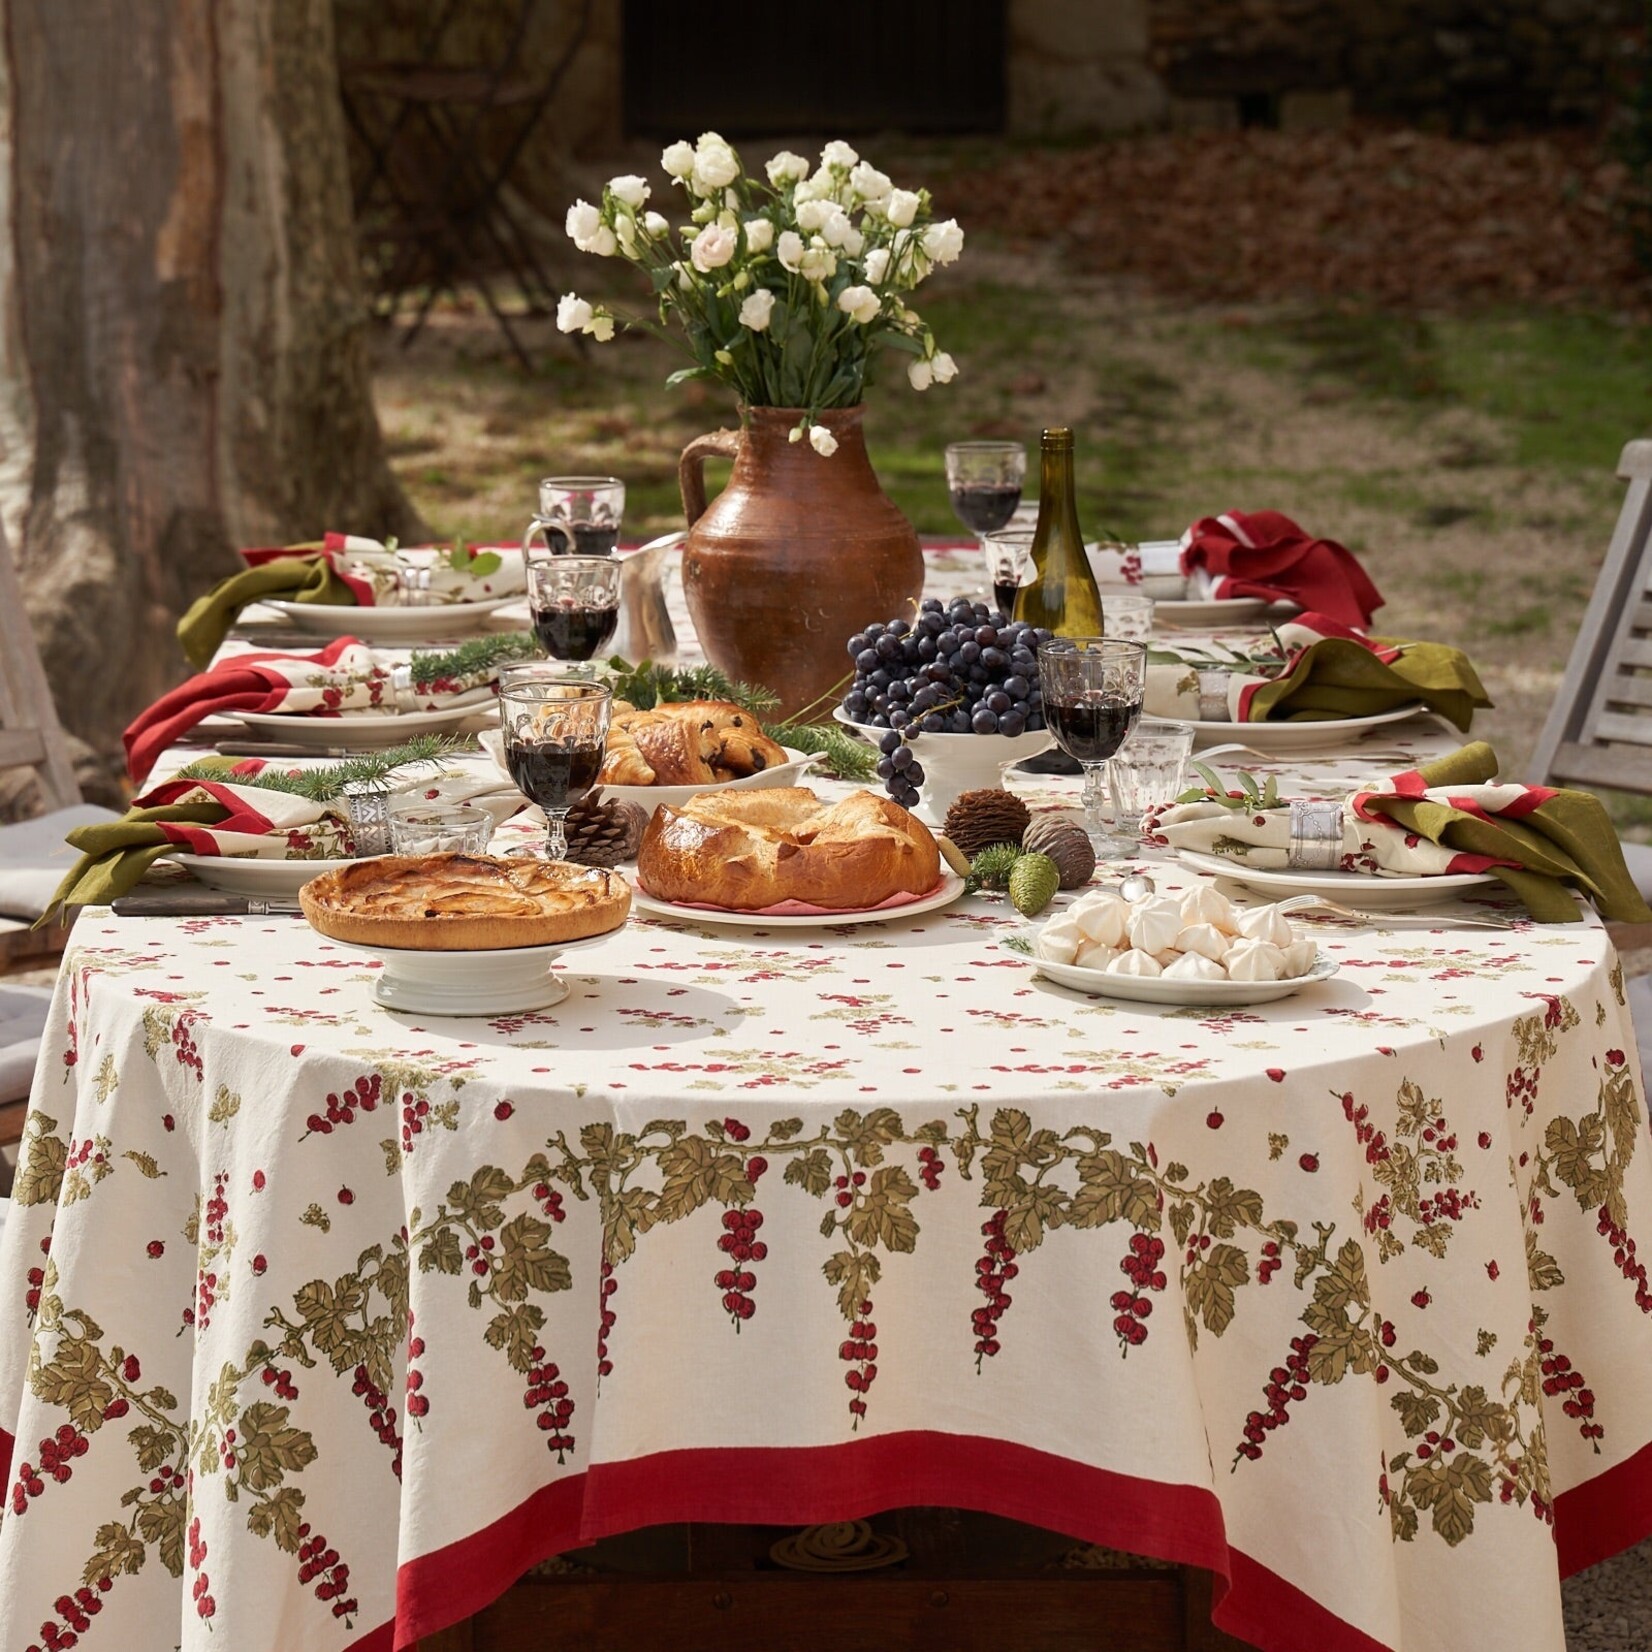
[
  {"left": 112, "top": 892, "right": 302, "bottom": 918},
  {"left": 1276, "top": 894, "right": 1514, "bottom": 930}
]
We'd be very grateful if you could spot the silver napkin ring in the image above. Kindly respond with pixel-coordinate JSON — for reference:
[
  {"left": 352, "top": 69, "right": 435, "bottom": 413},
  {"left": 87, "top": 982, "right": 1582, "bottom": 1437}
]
[
  {"left": 1288, "top": 799, "right": 1344, "bottom": 870},
  {"left": 389, "top": 665, "right": 421, "bottom": 713},
  {"left": 1196, "top": 669, "right": 1231, "bottom": 722},
  {"left": 341, "top": 781, "right": 392, "bottom": 857}
]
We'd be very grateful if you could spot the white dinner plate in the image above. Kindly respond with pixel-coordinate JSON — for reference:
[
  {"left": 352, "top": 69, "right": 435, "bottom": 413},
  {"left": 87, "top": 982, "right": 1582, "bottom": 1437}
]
[
  {"left": 1010, "top": 938, "right": 1340, "bottom": 1005},
  {"left": 1152, "top": 596, "right": 1274, "bottom": 628},
  {"left": 1190, "top": 704, "right": 1426, "bottom": 752},
  {"left": 477, "top": 730, "right": 824, "bottom": 813},
  {"left": 233, "top": 703, "right": 486, "bottom": 748},
  {"left": 1176, "top": 850, "right": 1499, "bottom": 910},
  {"left": 164, "top": 853, "right": 354, "bottom": 898},
  {"left": 337, "top": 932, "right": 614, "bottom": 1016},
  {"left": 265, "top": 597, "right": 517, "bottom": 642},
  {"left": 630, "top": 870, "right": 966, "bottom": 928}
]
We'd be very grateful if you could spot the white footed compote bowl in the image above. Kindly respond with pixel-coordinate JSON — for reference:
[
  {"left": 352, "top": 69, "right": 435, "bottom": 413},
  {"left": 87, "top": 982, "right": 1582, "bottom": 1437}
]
[{"left": 835, "top": 710, "right": 1052, "bottom": 825}]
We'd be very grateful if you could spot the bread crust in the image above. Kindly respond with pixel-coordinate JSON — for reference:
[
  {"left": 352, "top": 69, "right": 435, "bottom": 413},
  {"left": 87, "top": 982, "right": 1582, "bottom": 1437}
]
[
  {"left": 300, "top": 855, "right": 631, "bottom": 950},
  {"left": 637, "top": 787, "right": 942, "bottom": 911},
  {"left": 600, "top": 700, "right": 789, "bottom": 787}
]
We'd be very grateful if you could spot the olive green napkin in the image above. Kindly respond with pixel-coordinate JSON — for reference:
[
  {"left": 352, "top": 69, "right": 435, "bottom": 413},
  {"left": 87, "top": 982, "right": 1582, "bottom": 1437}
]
[
  {"left": 176, "top": 556, "right": 360, "bottom": 669},
  {"left": 1248, "top": 637, "right": 1491, "bottom": 731}
]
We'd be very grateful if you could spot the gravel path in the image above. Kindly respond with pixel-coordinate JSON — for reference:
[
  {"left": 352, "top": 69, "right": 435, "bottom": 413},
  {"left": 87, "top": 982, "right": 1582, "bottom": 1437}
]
[{"left": 1565, "top": 1538, "right": 1652, "bottom": 1650}]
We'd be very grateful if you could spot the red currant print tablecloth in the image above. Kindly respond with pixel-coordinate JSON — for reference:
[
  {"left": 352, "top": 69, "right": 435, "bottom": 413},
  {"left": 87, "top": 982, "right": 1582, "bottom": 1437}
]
[{"left": 3, "top": 874, "right": 1651, "bottom": 1652}]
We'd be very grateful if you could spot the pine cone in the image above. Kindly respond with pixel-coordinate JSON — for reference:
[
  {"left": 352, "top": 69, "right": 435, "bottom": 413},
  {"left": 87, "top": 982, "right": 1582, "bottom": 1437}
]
[
  {"left": 942, "top": 788, "right": 1031, "bottom": 859},
  {"left": 564, "top": 793, "right": 648, "bottom": 867},
  {"left": 1022, "top": 815, "right": 1097, "bottom": 889}
]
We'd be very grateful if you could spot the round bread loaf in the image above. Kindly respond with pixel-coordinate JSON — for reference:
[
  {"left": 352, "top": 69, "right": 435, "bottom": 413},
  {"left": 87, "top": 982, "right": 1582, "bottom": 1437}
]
[
  {"left": 637, "top": 787, "right": 942, "bottom": 911},
  {"left": 299, "top": 854, "right": 631, "bottom": 950}
]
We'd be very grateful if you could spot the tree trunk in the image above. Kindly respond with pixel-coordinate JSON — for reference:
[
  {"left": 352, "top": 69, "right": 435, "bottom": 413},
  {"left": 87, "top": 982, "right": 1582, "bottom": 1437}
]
[{"left": 0, "top": 0, "right": 422, "bottom": 762}]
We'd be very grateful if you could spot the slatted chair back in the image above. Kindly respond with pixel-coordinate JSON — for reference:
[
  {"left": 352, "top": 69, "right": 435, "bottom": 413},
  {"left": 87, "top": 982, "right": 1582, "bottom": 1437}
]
[
  {"left": 1533, "top": 440, "right": 1652, "bottom": 795},
  {"left": 0, "top": 518, "right": 80, "bottom": 813}
]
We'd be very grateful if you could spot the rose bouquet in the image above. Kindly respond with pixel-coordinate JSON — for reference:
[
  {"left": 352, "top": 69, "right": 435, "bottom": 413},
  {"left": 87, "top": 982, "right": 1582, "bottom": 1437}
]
[{"left": 558, "top": 134, "right": 964, "bottom": 453}]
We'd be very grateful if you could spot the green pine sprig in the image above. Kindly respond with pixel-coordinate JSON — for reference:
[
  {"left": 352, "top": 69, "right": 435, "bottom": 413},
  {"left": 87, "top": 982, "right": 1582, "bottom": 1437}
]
[
  {"left": 174, "top": 734, "right": 469, "bottom": 803},
  {"left": 410, "top": 631, "right": 539, "bottom": 687},
  {"left": 766, "top": 720, "right": 875, "bottom": 782},
  {"left": 602, "top": 655, "right": 780, "bottom": 716}
]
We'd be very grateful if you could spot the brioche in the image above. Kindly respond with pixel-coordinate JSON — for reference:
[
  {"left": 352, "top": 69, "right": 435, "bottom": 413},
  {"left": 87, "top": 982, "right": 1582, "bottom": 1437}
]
[{"left": 638, "top": 787, "right": 942, "bottom": 910}]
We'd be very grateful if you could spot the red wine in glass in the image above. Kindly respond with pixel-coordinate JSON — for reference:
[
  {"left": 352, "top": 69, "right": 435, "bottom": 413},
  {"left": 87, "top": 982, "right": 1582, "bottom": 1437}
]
[
  {"left": 1046, "top": 693, "right": 1143, "bottom": 764},
  {"left": 532, "top": 600, "right": 619, "bottom": 661},
  {"left": 550, "top": 522, "right": 621, "bottom": 557},
  {"left": 949, "top": 482, "right": 1022, "bottom": 536},
  {"left": 505, "top": 737, "right": 605, "bottom": 815}
]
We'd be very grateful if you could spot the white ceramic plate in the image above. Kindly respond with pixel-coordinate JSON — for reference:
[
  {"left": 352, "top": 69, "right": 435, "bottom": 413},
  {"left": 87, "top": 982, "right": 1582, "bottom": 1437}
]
[
  {"left": 1153, "top": 596, "right": 1274, "bottom": 628},
  {"left": 630, "top": 870, "right": 966, "bottom": 928},
  {"left": 1176, "top": 850, "right": 1499, "bottom": 910},
  {"left": 233, "top": 703, "right": 486, "bottom": 748},
  {"left": 339, "top": 932, "right": 614, "bottom": 1016},
  {"left": 164, "top": 853, "right": 354, "bottom": 898},
  {"left": 1012, "top": 939, "right": 1340, "bottom": 1005},
  {"left": 477, "top": 729, "right": 823, "bottom": 812},
  {"left": 1190, "top": 704, "right": 1426, "bottom": 752},
  {"left": 265, "top": 597, "right": 517, "bottom": 642}
]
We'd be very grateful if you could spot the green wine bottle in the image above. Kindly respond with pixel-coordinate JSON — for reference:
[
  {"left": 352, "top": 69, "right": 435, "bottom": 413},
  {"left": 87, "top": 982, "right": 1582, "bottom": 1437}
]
[{"left": 1014, "top": 428, "right": 1105, "bottom": 637}]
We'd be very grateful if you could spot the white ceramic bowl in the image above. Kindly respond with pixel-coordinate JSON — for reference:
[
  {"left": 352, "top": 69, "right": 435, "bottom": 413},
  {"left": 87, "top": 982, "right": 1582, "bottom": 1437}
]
[{"left": 833, "top": 710, "right": 1052, "bottom": 825}]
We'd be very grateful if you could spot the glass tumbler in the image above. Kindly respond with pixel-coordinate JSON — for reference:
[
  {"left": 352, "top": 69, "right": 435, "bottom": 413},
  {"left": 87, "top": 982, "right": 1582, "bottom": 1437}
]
[
  {"left": 1108, "top": 719, "right": 1196, "bottom": 836},
  {"left": 388, "top": 800, "right": 494, "bottom": 856},
  {"left": 1101, "top": 593, "right": 1155, "bottom": 640},
  {"left": 523, "top": 476, "right": 625, "bottom": 560}
]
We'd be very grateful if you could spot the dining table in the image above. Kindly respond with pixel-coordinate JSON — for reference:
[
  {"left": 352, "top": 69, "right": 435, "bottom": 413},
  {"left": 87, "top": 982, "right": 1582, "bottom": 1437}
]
[{"left": 2, "top": 543, "right": 1650, "bottom": 1652}]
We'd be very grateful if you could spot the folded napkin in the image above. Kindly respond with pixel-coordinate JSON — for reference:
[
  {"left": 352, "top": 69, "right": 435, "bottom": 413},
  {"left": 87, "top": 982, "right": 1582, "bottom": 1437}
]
[
  {"left": 1155, "top": 742, "right": 1651, "bottom": 923},
  {"left": 1182, "top": 511, "right": 1385, "bottom": 629},
  {"left": 1144, "top": 615, "right": 1491, "bottom": 731},
  {"left": 49, "top": 756, "right": 522, "bottom": 912},
  {"left": 125, "top": 636, "right": 502, "bottom": 781},
  {"left": 177, "top": 535, "right": 527, "bottom": 668}
]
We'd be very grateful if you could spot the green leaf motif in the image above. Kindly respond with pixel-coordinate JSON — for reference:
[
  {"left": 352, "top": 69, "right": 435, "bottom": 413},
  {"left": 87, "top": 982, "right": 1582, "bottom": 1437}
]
[
  {"left": 493, "top": 1215, "right": 572, "bottom": 1303},
  {"left": 83, "top": 1520, "right": 146, "bottom": 1587},
  {"left": 845, "top": 1166, "right": 919, "bottom": 1253},
  {"left": 420, "top": 1228, "right": 464, "bottom": 1276},
  {"left": 822, "top": 1248, "right": 881, "bottom": 1319},
  {"left": 248, "top": 1484, "right": 307, "bottom": 1553},
  {"left": 32, "top": 1338, "right": 114, "bottom": 1433},
  {"left": 447, "top": 1166, "right": 515, "bottom": 1232},
  {"left": 1184, "top": 1242, "right": 1248, "bottom": 1338},
  {"left": 137, "top": 1496, "right": 187, "bottom": 1577},
  {"left": 237, "top": 1401, "right": 318, "bottom": 1491},
  {"left": 292, "top": 1277, "right": 367, "bottom": 1371},
  {"left": 483, "top": 1303, "right": 547, "bottom": 1373}
]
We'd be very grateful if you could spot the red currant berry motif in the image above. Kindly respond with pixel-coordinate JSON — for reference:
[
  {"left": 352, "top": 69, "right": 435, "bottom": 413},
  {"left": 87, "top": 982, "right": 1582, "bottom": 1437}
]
[
  {"left": 596, "top": 1256, "right": 618, "bottom": 1380},
  {"left": 170, "top": 1009, "right": 206, "bottom": 1079},
  {"left": 350, "top": 1362, "right": 404, "bottom": 1479},
  {"left": 405, "top": 1316, "right": 430, "bottom": 1423},
  {"left": 916, "top": 1144, "right": 944, "bottom": 1192},
  {"left": 1233, "top": 1335, "right": 1318, "bottom": 1464},
  {"left": 971, "top": 1211, "right": 1018, "bottom": 1367},
  {"left": 1110, "top": 1231, "right": 1167, "bottom": 1352},
  {"left": 9, "top": 1423, "right": 89, "bottom": 1515},
  {"left": 301, "top": 1072, "right": 384, "bottom": 1141},
  {"left": 714, "top": 1207, "right": 767, "bottom": 1329},
  {"left": 1595, "top": 1202, "right": 1652, "bottom": 1314},
  {"left": 520, "top": 1340, "right": 575, "bottom": 1460},
  {"left": 187, "top": 1173, "right": 233, "bottom": 1333},
  {"left": 292, "top": 1519, "right": 359, "bottom": 1623},
  {"left": 188, "top": 1516, "right": 214, "bottom": 1622},
  {"left": 1538, "top": 1331, "right": 1604, "bottom": 1449},
  {"left": 840, "top": 1298, "right": 878, "bottom": 1425},
  {"left": 30, "top": 1575, "right": 108, "bottom": 1648}
]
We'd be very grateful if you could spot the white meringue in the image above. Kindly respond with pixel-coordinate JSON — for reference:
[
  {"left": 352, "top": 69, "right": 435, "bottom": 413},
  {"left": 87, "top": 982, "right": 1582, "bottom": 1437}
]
[
  {"left": 1279, "top": 939, "right": 1320, "bottom": 979},
  {"left": 1126, "top": 895, "right": 1183, "bottom": 956},
  {"left": 1235, "top": 902, "right": 1295, "bottom": 949},
  {"left": 1072, "top": 893, "right": 1128, "bottom": 949},
  {"left": 1176, "top": 922, "right": 1230, "bottom": 962},
  {"left": 1106, "top": 948, "right": 1164, "bottom": 977},
  {"left": 1222, "top": 939, "right": 1285, "bottom": 982},
  {"left": 1152, "top": 948, "right": 1183, "bottom": 969},
  {"left": 1036, "top": 915, "right": 1086, "bottom": 965},
  {"left": 1074, "top": 940, "right": 1122, "bottom": 972},
  {"left": 1179, "top": 885, "right": 1238, "bottom": 934},
  {"left": 1162, "top": 951, "right": 1228, "bottom": 981}
]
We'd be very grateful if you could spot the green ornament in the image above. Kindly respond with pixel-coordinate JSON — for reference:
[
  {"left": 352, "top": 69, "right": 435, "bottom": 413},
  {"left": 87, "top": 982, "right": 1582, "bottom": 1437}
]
[{"left": 1008, "top": 852, "right": 1061, "bottom": 918}]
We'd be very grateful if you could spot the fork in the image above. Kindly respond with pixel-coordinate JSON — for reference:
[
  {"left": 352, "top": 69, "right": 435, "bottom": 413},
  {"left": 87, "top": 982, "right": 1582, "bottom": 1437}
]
[{"left": 1277, "top": 894, "right": 1515, "bottom": 930}]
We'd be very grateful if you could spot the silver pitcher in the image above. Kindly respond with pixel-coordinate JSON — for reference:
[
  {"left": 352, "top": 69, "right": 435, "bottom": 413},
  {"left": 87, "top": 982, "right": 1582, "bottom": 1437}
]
[{"left": 610, "top": 531, "right": 683, "bottom": 666}]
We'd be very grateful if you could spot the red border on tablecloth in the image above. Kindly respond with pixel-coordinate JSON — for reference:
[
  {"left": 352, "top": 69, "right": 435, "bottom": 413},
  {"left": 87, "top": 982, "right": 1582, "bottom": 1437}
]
[
  {"left": 1554, "top": 1431, "right": 1652, "bottom": 1577},
  {"left": 345, "top": 1433, "right": 1393, "bottom": 1652}
]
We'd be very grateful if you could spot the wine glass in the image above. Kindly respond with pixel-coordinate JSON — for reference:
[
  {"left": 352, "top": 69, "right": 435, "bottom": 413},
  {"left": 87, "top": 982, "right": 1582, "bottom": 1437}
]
[
  {"left": 946, "top": 442, "right": 1026, "bottom": 596},
  {"left": 527, "top": 555, "right": 624, "bottom": 665},
  {"left": 1037, "top": 637, "right": 1148, "bottom": 856},
  {"left": 981, "top": 527, "right": 1035, "bottom": 621},
  {"left": 498, "top": 672, "right": 612, "bottom": 862},
  {"left": 523, "top": 476, "right": 626, "bottom": 559}
]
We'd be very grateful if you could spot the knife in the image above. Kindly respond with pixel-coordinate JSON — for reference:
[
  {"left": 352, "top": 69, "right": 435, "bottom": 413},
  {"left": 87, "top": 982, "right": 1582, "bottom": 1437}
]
[
  {"left": 210, "top": 742, "right": 370, "bottom": 759},
  {"left": 112, "top": 892, "right": 303, "bottom": 917}
]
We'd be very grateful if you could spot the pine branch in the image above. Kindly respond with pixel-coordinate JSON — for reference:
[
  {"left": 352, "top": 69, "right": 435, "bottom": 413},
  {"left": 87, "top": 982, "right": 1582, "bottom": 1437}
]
[
  {"left": 602, "top": 656, "right": 780, "bottom": 716},
  {"left": 174, "top": 735, "right": 470, "bottom": 803},
  {"left": 410, "top": 632, "right": 538, "bottom": 687},
  {"left": 768, "top": 720, "right": 875, "bottom": 782}
]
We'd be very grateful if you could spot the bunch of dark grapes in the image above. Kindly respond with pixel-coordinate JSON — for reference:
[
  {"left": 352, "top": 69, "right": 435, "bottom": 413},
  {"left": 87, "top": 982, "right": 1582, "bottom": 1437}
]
[{"left": 842, "top": 598, "right": 1052, "bottom": 809}]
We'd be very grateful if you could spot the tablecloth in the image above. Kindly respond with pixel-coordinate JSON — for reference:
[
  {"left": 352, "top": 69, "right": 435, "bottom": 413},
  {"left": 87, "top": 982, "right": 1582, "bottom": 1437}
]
[{"left": 3, "top": 549, "right": 1652, "bottom": 1652}]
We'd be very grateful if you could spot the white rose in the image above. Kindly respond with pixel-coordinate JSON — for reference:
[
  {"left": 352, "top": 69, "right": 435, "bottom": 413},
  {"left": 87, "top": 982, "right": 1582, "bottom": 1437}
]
[
  {"left": 693, "top": 131, "right": 740, "bottom": 191},
  {"left": 739, "top": 288, "right": 776, "bottom": 331},
  {"left": 776, "top": 230, "right": 806, "bottom": 273},
  {"left": 839, "top": 224, "right": 865, "bottom": 257},
  {"left": 836, "top": 285, "right": 880, "bottom": 325},
  {"left": 864, "top": 246, "right": 891, "bottom": 283},
  {"left": 608, "top": 175, "right": 649, "bottom": 207},
  {"left": 661, "top": 140, "right": 695, "bottom": 179},
  {"left": 743, "top": 217, "right": 774, "bottom": 253},
  {"left": 848, "top": 162, "right": 892, "bottom": 204},
  {"left": 690, "top": 224, "right": 737, "bottom": 272},
  {"left": 819, "top": 207, "right": 853, "bottom": 247},
  {"left": 820, "top": 139, "right": 859, "bottom": 171},
  {"left": 930, "top": 351, "right": 958, "bottom": 383},
  {"left": 792, "top": 177, "right": 820, "bottom": 205},
  {"left": 565, "top": 199, "right": 603, "bottom": 247},
  {"left": 675, "top": 262, "right": 694, "bottom": 292},
  {"left": 765, "top": 150, "right": 809, "bottom": 185},
  {"left": 921, "top": 218, "right": 964, "bottom": 265},
  {"left": 795, "top": 199, "right": 832, "bottom": 232},
  {"left": 556, "top": 293, "right": 594, "bottom": 333},
  {"left": 809, "top": 424, "right": 839, "bottom": 456},
  {"left": 797, "top": 243, "right": 837, "bottom": 282},
  {"left": 643, "top": 211, "right": 669, "bottom": 237},
  {"left": 614, "top": 213, "right": 637, "bottom": 251},
  {"left": 588, "top": 224, "right": 617, "bottom": 257},
  {"left": 907, "top": 358, "right": 933, "bottom": 391},
  {"left": 885, "top": 188, "right": 920, "bottom": 228},
  {"left": 590, "top": 312, "right": 616, "bottom": 343}
]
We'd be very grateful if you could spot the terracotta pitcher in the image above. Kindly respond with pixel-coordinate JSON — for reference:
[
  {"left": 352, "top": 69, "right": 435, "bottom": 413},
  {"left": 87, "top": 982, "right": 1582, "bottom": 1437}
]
[{"left": 678, "top": 404, "right": 923, "bottom": 720}]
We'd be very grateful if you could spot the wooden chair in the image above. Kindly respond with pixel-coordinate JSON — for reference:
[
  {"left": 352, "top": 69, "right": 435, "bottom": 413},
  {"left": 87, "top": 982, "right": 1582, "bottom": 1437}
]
[{"left": 1532, "top": 437, "right": 1652, "bottom": 956}]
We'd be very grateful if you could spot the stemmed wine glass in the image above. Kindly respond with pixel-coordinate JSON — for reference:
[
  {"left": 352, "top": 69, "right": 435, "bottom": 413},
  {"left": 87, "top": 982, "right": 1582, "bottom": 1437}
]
[
  {"left": 1037, "top": 637, "right": 1148, "bottom": 856},
  {"left": 498, "top": 670, "right": 611, "bottom": 862},
  {"left": 527, "top": 555, "right": 624, "bottom": 665},
  {"left": 946, "top": 441, "right": 1026, "bottom": 602}
]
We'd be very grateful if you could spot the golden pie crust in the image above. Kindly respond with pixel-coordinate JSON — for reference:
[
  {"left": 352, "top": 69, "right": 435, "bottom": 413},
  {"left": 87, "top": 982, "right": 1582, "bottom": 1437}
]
[{"left": 299, "top": 854, "right": 631, "bottom": 951}]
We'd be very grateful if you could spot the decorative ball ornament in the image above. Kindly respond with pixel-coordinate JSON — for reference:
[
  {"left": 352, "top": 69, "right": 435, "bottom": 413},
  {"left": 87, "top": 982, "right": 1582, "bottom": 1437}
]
[
  {"left": 942, "top": 788, "right": 1031, "bottom": 859},
  {"left": 1021, "top": 815, "right": 1097, "bottom": 889}
]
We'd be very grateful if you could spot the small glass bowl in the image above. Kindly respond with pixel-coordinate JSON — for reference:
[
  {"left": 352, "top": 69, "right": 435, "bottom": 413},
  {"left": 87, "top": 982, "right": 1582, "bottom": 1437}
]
[{"left": 388, "top": 799, "right": 493, "bottom": 856}]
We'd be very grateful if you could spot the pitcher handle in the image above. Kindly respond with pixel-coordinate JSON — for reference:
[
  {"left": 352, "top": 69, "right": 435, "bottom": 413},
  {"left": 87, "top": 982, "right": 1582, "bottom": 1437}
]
[
  {"left": 677, "top": 428, "right": 742, "bottom": 528},
  {"left": 522, "top": 517, "right": 570, "bottom": 562}
]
